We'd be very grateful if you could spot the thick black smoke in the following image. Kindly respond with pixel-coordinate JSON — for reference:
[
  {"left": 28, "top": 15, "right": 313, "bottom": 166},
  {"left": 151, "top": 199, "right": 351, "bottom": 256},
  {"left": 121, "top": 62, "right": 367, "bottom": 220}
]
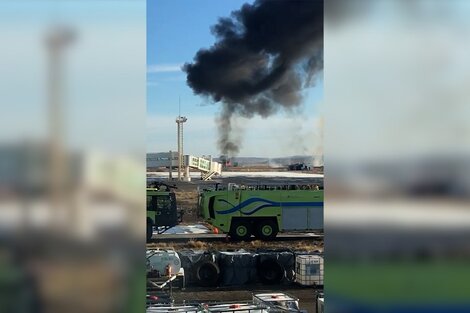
[{"left": 184, "top": 0, "right": 323, "bottom": 156}]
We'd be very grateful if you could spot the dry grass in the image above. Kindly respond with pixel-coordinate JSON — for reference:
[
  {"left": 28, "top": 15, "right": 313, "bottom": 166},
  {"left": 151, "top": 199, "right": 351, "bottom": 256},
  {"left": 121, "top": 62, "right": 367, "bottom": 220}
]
[
  {"left": 147, "top": 239, "right": 323, "bottom": 253},
  {"left": 187, "top": 239, "right": 209, "bottom": 250},
  {"left": 146, "top": 242, "right": 174, "bottom": 249}
]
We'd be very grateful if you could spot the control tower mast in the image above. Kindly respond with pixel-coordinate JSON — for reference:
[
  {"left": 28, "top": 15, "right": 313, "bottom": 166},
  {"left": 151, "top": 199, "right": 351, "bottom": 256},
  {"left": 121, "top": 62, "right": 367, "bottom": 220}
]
[{"left": 176, "top": 115, "right": 187, "bottom": 181}]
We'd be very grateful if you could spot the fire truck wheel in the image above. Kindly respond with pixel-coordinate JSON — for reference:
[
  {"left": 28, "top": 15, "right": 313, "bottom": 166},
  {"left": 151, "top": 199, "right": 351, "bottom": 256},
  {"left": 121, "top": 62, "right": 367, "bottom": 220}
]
[
  {"left": 258, "top": 259, "right": 285, "bottom": 284},
  {"left": 230, "top": 220, "right": 252, "bottom": 241},
  {"left": 256, "top": 219, "right": 278, "bottom": 240},
  {"left": 146, "top": 219, "right": 153, "bottom": 243},
  {"left": 196, "top": 261, "right": 220, "bottom": 287}
]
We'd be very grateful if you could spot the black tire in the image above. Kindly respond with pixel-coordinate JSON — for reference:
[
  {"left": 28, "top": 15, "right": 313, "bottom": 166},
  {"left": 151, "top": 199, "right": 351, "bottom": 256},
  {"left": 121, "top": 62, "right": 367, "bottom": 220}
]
[
  {"left": 196, "top": 261, "right": 220, "bottom": 287},
  {"left": 258, "top": 259, "right": 285, "bottom": 284},
  {"left": 146, "top": 219, "right": 153, "bottom": 243},
  {"left": 229, "top": 219, "right": 252, "bottom": 241},
  {"left": 255, "top": 219, "right": 279, "bottom": 241}
]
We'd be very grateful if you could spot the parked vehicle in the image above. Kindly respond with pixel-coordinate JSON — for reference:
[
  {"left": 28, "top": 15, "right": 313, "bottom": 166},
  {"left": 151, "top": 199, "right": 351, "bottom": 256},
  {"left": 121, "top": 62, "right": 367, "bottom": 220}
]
[
  {"left": 146, "top": 182, "right": 182, "bottom": 242},
  {"left": 199, "top": 184, "right": 323, "bottom": 240}
]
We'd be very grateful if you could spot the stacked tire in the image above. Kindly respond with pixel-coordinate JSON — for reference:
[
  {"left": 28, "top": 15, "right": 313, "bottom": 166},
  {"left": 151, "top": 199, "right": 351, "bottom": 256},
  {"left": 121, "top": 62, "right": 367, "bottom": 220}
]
[
  {"left": 178, "top": 251, "right": 220, "bottom": 287},
  {"left": 257, "top": 251, "right": 295, "bottom": 284}
]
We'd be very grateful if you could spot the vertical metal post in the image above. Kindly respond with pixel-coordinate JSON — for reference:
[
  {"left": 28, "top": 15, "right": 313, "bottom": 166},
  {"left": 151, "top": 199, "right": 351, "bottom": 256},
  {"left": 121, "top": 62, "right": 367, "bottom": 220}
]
[{"left": 168, "top": 150, "right": 173, "bottom": 180}]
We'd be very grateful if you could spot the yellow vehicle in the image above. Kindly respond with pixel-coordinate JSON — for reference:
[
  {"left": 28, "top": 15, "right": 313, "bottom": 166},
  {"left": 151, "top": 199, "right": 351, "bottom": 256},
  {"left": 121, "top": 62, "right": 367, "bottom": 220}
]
[
  {"left": 146, "top": 183, "right": 182, "bottom": 242},
  {"left": 199, "top": 184, "right": 323, "bottom": 240}
]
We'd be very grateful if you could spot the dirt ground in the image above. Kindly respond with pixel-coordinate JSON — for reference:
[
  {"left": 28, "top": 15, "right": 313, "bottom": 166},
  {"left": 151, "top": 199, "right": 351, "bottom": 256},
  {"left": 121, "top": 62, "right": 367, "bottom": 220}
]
[
  {"left": 148, "top": 174, "right": 324, "bottom": 311},
  {"left": 148, "top": 239, "right": 323, "bottom": 253},
  {"left": 172, "top": 286, "right": 321, "bottom": 312}
]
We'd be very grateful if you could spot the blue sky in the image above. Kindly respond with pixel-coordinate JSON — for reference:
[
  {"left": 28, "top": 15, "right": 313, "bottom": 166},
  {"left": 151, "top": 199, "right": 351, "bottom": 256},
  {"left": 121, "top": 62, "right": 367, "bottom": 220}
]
[
  {"left": 147, "top": 0, "right": 323, "bottom": 157},
  {"left": 147, "top": 0, "right": 251, "bottom": 116}
]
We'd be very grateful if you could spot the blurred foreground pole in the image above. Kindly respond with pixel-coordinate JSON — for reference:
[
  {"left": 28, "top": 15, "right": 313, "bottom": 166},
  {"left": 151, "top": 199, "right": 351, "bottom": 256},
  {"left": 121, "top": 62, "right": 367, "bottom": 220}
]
[
  {"left": 0, "top": 1, "right": 146, "bottom": 312},
  {"left": 45, "top": 26, "right": 74, "bottom": 231}
]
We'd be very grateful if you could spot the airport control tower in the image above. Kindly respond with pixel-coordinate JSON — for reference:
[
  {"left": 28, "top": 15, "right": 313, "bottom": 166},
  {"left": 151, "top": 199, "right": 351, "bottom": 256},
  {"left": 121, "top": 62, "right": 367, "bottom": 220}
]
[{"left": 176, "top": 115, "right": 187, "bottom": 180}]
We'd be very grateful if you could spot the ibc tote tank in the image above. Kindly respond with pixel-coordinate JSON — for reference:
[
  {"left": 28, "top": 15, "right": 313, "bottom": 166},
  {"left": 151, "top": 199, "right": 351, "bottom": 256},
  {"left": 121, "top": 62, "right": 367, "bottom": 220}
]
[
  {"left": 295, "top": 254, "right": 324, "bottom": 286},
  {"left": 146, "top": 249, "right": 182, "bottom": 274}
]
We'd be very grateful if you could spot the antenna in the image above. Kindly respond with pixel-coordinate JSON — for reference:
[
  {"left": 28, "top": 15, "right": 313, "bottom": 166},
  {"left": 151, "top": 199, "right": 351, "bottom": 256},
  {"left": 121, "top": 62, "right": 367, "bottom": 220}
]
[{"left": 178, "top": 96, "right": 181, "bottom": 117}]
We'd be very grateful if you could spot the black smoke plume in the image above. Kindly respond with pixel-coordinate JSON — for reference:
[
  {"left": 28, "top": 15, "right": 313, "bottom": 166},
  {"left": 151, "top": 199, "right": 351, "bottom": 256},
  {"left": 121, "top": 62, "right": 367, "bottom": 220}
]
[{"left": 184, "top": 0, "right": 323, "bottom": 156}]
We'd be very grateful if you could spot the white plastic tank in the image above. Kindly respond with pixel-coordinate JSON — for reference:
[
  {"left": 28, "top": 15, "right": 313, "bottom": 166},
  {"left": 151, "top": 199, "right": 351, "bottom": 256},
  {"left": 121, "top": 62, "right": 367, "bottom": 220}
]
[
  {"left": 252, "top": 293, "right": 300, "bottom": 311},
  {"left": 227, "top": 183, "right": 239, "bottom": 191},
  {"left": 317, "top": 297, "right": 324, "bottom": 313},
  {"left": 147, "top": 305, "right": 200, "bottom": 313},
  {"left": 146, "top": 249, "right": 182, "bottom": 275},
  {"left": 295, "top": 254, "right": 324, "bottom": 286},
  {"left": 204, "top": 303, "right": 268, "bottom": 313}
]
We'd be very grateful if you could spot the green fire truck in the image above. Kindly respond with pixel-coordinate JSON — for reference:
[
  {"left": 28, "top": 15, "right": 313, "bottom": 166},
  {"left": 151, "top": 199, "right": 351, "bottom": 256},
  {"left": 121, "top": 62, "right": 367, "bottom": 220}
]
[
  {"left": 199, "top": 184, "right": 323, "bottom": 240},
  {"left": 146, "top": 183, "right": 182, "bottom": 242}
]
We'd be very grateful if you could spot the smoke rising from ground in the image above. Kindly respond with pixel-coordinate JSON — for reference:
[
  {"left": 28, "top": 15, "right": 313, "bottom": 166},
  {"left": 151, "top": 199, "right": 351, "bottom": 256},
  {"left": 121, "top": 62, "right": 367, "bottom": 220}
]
[{"left": 184, "top": 0, "right": 323, "bottom": 156}]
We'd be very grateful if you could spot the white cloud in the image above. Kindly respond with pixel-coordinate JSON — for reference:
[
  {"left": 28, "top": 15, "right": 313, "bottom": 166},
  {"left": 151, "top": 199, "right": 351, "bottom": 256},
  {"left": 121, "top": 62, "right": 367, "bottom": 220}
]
[{"left": 147, "top": 63, "right": 183, "bottom": 73}]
